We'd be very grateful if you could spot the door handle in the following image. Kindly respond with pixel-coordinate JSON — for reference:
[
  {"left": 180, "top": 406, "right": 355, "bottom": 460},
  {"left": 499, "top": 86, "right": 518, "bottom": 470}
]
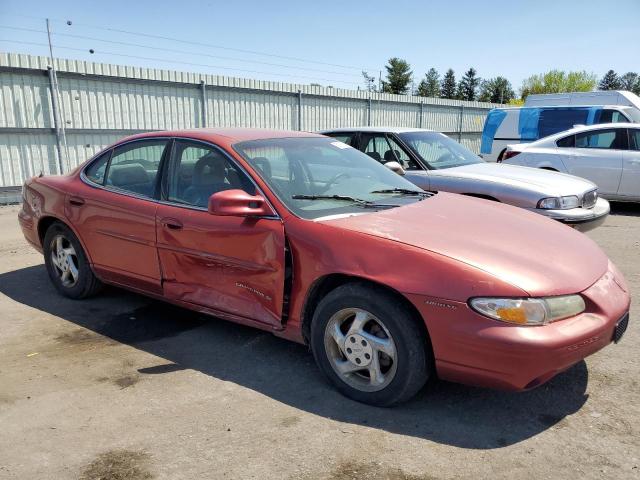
[
  {"left": 68, "top": 196, "right": 85, "bottom": 206},
  {"left": 161, "top": 218, "right": 183, "bottom": 230}
]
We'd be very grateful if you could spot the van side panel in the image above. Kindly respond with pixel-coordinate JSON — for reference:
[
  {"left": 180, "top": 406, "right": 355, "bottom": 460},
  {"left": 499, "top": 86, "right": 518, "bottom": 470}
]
[{"left": 480, "top": 109, "right": 507, "bottom": 155}]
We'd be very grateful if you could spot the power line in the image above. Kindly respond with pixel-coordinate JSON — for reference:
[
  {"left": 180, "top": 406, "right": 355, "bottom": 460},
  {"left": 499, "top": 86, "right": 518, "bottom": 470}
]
[
  {"left": 1, "top": 13, "right": 377, "bottom": 72},
  {"left": 0, "top": 39, "right": 361, "bottom": 86},
  {"left": 0, "top": 25, "right": 362, "bottom": 78}
]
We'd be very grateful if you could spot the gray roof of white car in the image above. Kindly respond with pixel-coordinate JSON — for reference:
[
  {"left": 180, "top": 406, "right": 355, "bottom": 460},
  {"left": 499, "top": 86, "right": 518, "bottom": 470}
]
[{"left": 319, "top": 127, "right": 434, "bottom": 134}]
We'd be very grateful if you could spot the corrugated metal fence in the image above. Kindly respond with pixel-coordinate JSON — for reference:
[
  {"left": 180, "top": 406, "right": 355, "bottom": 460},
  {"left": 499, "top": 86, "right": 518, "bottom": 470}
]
[{"left": 0, "top": 52, "right": 500, "bottom": 188}]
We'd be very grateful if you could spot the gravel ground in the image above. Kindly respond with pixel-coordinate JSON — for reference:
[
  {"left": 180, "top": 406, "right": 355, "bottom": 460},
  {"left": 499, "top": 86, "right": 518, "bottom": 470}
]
[{"left": 0, "top": 203, "right": 638, "bottom": 480}]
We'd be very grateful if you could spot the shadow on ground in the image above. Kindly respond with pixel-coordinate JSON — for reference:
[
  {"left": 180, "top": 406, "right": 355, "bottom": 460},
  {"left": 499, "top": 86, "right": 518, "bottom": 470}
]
[
  {"left": 0, "top": 265, "right": 590, "bottom": 449},
  {"left": 610, "top": 202, "right": 640, "bottom": 217}
]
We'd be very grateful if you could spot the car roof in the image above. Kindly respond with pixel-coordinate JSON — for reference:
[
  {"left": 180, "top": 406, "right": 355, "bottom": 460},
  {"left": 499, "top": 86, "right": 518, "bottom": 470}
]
[
  {"left": 121, "top": 128, "right": 324, "bottom": 144},
  {"left": 320, "top": 126, "right": 435, "bottom": 134},
  {"left": 547, "top": 122, "right": 639, "bottom": 138}
]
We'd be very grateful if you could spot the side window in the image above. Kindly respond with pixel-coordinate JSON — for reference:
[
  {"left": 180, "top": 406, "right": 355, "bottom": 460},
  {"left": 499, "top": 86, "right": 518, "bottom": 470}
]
[
  {"left": 326, "top": 133, "right": 355, "bottom": 146},
  {"left": 629, "top": 130, "right": 640, "bottom": 151},
  {"left": 600, "top": 109, "right": 630, "bottom": 124},
  {"left": 166, "top": 140, "right": 254, "bottom": 208},
  {"left": 386, "top": 136, "right": 421, "bottom": 170},
  {"left": 105, "top": 140, "right": 167, "bottom": 197},
  {"left": 556, "top": 135, "right": 575, "bottom": 148},
  {"left": 361, "top": 134, "right": 391, "bottom": 164},
  {"left": 538, "top": 108, "right": 589, "bottom": 138},
  {"left": 85, "top": 151, "right": 111, "bottom": 185},
  {"left": 574, "top": 129, "right": 625, "bottom": 150}
]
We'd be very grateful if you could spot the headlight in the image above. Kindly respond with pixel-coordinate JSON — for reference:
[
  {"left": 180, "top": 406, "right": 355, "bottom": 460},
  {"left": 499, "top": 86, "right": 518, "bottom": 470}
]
[
  {"left": 537, "top": 196, "right": 579, "bottom": 209},
  {"left": 469, "top": 295, "right": 585, "bottom": 326}
]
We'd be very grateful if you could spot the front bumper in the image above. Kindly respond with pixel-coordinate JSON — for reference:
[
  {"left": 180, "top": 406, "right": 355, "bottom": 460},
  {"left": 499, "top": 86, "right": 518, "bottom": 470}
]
[
  {"left": 408, "top": 263, "right": 630, "bottom": 391},
  {"left": 533, "top": 197, "right": 610, "bottom": 232}
]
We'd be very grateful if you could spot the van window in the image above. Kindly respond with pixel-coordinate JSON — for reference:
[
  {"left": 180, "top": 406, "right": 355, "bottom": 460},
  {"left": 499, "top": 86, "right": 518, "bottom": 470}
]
[
  {"left": 538, "top": 108, "right": 589, "bottom": 138},
  {"left": 600, "top": 109, "right": 629, "bottom": 123}
]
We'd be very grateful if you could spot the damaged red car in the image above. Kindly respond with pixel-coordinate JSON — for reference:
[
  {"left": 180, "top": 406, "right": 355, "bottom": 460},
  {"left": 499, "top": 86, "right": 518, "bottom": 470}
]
[{"left": 19, "top": 129, "right": 630, "bottom": 406}]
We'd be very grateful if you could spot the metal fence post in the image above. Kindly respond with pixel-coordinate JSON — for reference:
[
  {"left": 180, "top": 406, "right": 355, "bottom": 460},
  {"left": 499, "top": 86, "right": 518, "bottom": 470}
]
[
  {"left": 297, "top": 90, "right": 303, "bottom": 131},
  {"left": 458, "top": 104, "right": 465, "bottom": 142},
  {"left": 367, "top": 98, "right": 372, "bottom": 126},
  {"left": 419, "top": 102, "right": 424, "bottom": 128},
  {"left": 200, "top": 80, "right": 208, "bottom": 128},
  {"left": 47, "top": 66, "right": 64, "bottom": 175}
]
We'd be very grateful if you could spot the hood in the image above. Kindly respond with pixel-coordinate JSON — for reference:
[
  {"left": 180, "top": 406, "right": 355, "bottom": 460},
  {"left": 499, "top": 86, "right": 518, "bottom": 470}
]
[
  {"left": 429, "top": 163, "right": 596, "bottom": 196},
  {"left": 322, "top": 192, "right": 607, "bottom": 297}
]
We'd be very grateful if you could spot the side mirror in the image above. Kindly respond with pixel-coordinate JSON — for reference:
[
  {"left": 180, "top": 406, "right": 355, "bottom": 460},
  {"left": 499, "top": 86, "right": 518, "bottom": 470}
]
[
  {"left": 384, "top": 161, "right": 406, "bottom": 176},
  {"left": 208, "top": 189, "right": 275, "bottom": 217}
]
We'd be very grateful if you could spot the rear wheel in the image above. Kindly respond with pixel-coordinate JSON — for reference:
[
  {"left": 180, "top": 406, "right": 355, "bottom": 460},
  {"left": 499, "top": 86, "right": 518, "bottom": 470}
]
[
  {"left": 310, "top": 283, "right": 431, "bottom": 406},
  {"left": 43, "top": 222, "right": 102, "bottom": 299}
]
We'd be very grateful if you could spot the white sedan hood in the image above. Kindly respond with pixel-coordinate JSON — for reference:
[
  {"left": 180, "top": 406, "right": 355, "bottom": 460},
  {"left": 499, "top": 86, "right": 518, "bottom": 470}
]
[{"left": 428, "top": 162, "right": 597, "bottom": 196}]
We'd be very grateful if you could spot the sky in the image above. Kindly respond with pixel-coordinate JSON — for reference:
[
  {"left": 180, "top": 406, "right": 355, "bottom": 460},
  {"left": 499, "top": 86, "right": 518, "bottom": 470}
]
[{"left": 0, "top": 0, "right": 639, "bottom": 94}]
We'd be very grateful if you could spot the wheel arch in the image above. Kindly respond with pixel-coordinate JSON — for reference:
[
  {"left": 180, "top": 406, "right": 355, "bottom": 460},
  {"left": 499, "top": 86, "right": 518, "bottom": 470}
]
[
  {"left": 301, "top": 273, "right": 430, "bottom": 348},
  {"left": 37, "top": 215, "right": 93, "bottom": 264}
]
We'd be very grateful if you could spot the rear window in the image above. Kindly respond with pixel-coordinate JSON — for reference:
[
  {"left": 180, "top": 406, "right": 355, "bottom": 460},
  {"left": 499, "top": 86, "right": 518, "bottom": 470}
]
[{"left": 556, "top": 135, "right": 575, "bottom": 148}]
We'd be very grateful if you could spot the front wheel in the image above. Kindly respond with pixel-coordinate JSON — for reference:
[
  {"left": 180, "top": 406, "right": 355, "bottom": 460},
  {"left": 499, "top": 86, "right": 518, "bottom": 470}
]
[
  {"left": 310, "top": 283, "right": 431, "bottom": 406},
  {"left": 43, "top": 222, "right": 102, "bottom": 299}
]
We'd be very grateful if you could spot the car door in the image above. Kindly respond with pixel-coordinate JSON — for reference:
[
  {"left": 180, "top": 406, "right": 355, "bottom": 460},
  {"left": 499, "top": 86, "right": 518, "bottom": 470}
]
[
  {"left": 155, "top": 138, "right": 286, "bottom": 327},
  {"left": 561, "top": 128, "right": 625, "bottom": 196},
  {"left": 67, "top": 138, "right": 169, "bottom": 293},
  {"left": 619, "top": 128, "right": 640, "bottom": 198}
]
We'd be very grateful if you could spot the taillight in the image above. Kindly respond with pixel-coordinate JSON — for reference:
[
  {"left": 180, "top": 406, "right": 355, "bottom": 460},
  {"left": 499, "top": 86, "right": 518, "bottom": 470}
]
[{"left": 502, "top": 150, "right": 520, "bottom": 161}]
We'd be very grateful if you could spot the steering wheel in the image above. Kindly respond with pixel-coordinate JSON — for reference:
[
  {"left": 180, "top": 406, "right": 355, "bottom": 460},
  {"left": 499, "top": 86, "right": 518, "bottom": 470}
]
[
  {"left": 434, "top": 152, "right": 453, "bottom": 165},
  {"left": 321, "top": 172, "right": 351, "bottom": 192}
]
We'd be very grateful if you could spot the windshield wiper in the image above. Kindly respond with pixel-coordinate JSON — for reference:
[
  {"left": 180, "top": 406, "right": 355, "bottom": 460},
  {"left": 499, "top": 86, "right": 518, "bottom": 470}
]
[
  {"left": 370, "top": 188, "right": 431, "bottom": 196},
  {"left": 291, "top": 194, "right": 397, "bottom": 208}
]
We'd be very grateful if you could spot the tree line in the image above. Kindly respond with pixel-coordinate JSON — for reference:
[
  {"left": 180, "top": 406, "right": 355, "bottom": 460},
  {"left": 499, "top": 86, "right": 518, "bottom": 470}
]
[{"left": 364, "top": 58, "right": 640, "bottom": 104}]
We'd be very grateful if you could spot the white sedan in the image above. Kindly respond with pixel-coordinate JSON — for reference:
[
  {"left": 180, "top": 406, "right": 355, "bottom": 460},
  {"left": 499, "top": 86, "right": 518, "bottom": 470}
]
[{"left": 502, "top": 123, "right": 640, "bottom": 202}]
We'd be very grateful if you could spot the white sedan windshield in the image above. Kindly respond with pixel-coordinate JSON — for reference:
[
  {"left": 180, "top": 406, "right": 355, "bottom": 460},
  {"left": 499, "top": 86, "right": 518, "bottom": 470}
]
[{"left": 399, "top": 131, "right": 484, "bottom": 169}]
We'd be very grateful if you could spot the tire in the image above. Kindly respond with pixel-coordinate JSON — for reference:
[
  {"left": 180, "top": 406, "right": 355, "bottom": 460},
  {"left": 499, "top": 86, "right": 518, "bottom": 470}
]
[
  {"left": 43, "top": 222, "right": 102, "bottom": 299},
  {"left": 310, "top": 282, "right": 431, "bottom": 407}
]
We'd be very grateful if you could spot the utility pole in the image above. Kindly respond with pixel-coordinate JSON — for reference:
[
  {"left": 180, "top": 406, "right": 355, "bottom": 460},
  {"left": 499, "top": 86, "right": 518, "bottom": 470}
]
[{"left": 46, "top": 18, "right": 68, "bottom": 173}]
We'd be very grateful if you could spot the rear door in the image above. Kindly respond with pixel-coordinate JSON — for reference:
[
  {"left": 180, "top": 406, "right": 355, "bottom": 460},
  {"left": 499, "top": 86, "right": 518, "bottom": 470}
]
[
  {"left": 619, "top": 129, "right": 640, "bottom": 198},
  {"left": 155, "top": 138, "right": 286, "bottom": 327},
  {"left": 68, "top": 138, "right": 169, "bottom": 293},
  {"left": 562, "top": 128, "right": 625, "bottom": 196}
]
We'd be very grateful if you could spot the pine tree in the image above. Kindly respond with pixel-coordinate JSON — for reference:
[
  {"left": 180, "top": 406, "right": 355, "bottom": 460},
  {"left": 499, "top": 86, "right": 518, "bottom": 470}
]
[
  {"left": 440, "top": 69, "right": 456, "bottom": 99},
  {"left": 381, "top": 58, "right": 412, "bottom": 95},
  {"left": 417, "top": 68, "right": 440, "bottom": 97},
  {"left": 456, "top": 68, "right": 480, "bottom": 101},
  {"left": 599, "top": 70, "right": 622, "bottom": 90}
]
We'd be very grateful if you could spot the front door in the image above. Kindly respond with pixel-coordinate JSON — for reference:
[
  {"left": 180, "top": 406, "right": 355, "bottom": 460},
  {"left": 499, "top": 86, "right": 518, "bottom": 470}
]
[
  {"left": 619, "top": 128, "right": 640, "bottom": 198},
  {"left": 67, "top": 139, "right": 169, "bottom": 293},
  {"left": 156, "top": 139, "right": 286, "bottom": 327},
  {"left": 563, "top": 128, "right": 625, "bottom": 196}
]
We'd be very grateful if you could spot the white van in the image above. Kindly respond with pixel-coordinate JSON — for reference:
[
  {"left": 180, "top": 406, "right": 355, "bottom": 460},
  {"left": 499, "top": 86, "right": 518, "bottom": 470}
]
[{"left": 480, "top": 91, "right": 640, "bottom": 162}]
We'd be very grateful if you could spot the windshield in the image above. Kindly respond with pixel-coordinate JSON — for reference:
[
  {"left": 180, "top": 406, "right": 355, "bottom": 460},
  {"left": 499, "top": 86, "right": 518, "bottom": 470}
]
[
  {"left": 398, "top": 131, "right": 484, "bottom": 169},
  {"left": 234, "top": 137, "right": 428, "bottom": 220}
]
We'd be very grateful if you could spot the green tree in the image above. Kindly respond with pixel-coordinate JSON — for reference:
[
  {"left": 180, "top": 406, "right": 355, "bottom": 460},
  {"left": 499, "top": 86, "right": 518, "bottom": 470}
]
[
  {"left": 599, "top": 70, "right": 622, "bottom": 90},
  {"left": 620, "top": 72, "right": 639, "bottom": 93},
  {"left": 456, "top": 68, "right": 481, "bottom": 101},
  {"left": 478, "top": 77, "right": 515, "bottom": 103},
  {"left": 417, "top": 68, "right": 440, "bottom": 97},
  {"left": 520, "top": 70, "right": 598, "bottom": 99},
  {"left": 440, "top": 69, "right": 457, "bottom": 99},
  {"left": 381, "top": 58, "right": 412, "bottom": 95}
]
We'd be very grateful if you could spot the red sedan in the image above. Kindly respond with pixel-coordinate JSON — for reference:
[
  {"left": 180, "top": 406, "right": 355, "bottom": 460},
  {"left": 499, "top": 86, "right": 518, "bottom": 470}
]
[{"left": 18, "top": 129, "right": 630, "bottom": 406}]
